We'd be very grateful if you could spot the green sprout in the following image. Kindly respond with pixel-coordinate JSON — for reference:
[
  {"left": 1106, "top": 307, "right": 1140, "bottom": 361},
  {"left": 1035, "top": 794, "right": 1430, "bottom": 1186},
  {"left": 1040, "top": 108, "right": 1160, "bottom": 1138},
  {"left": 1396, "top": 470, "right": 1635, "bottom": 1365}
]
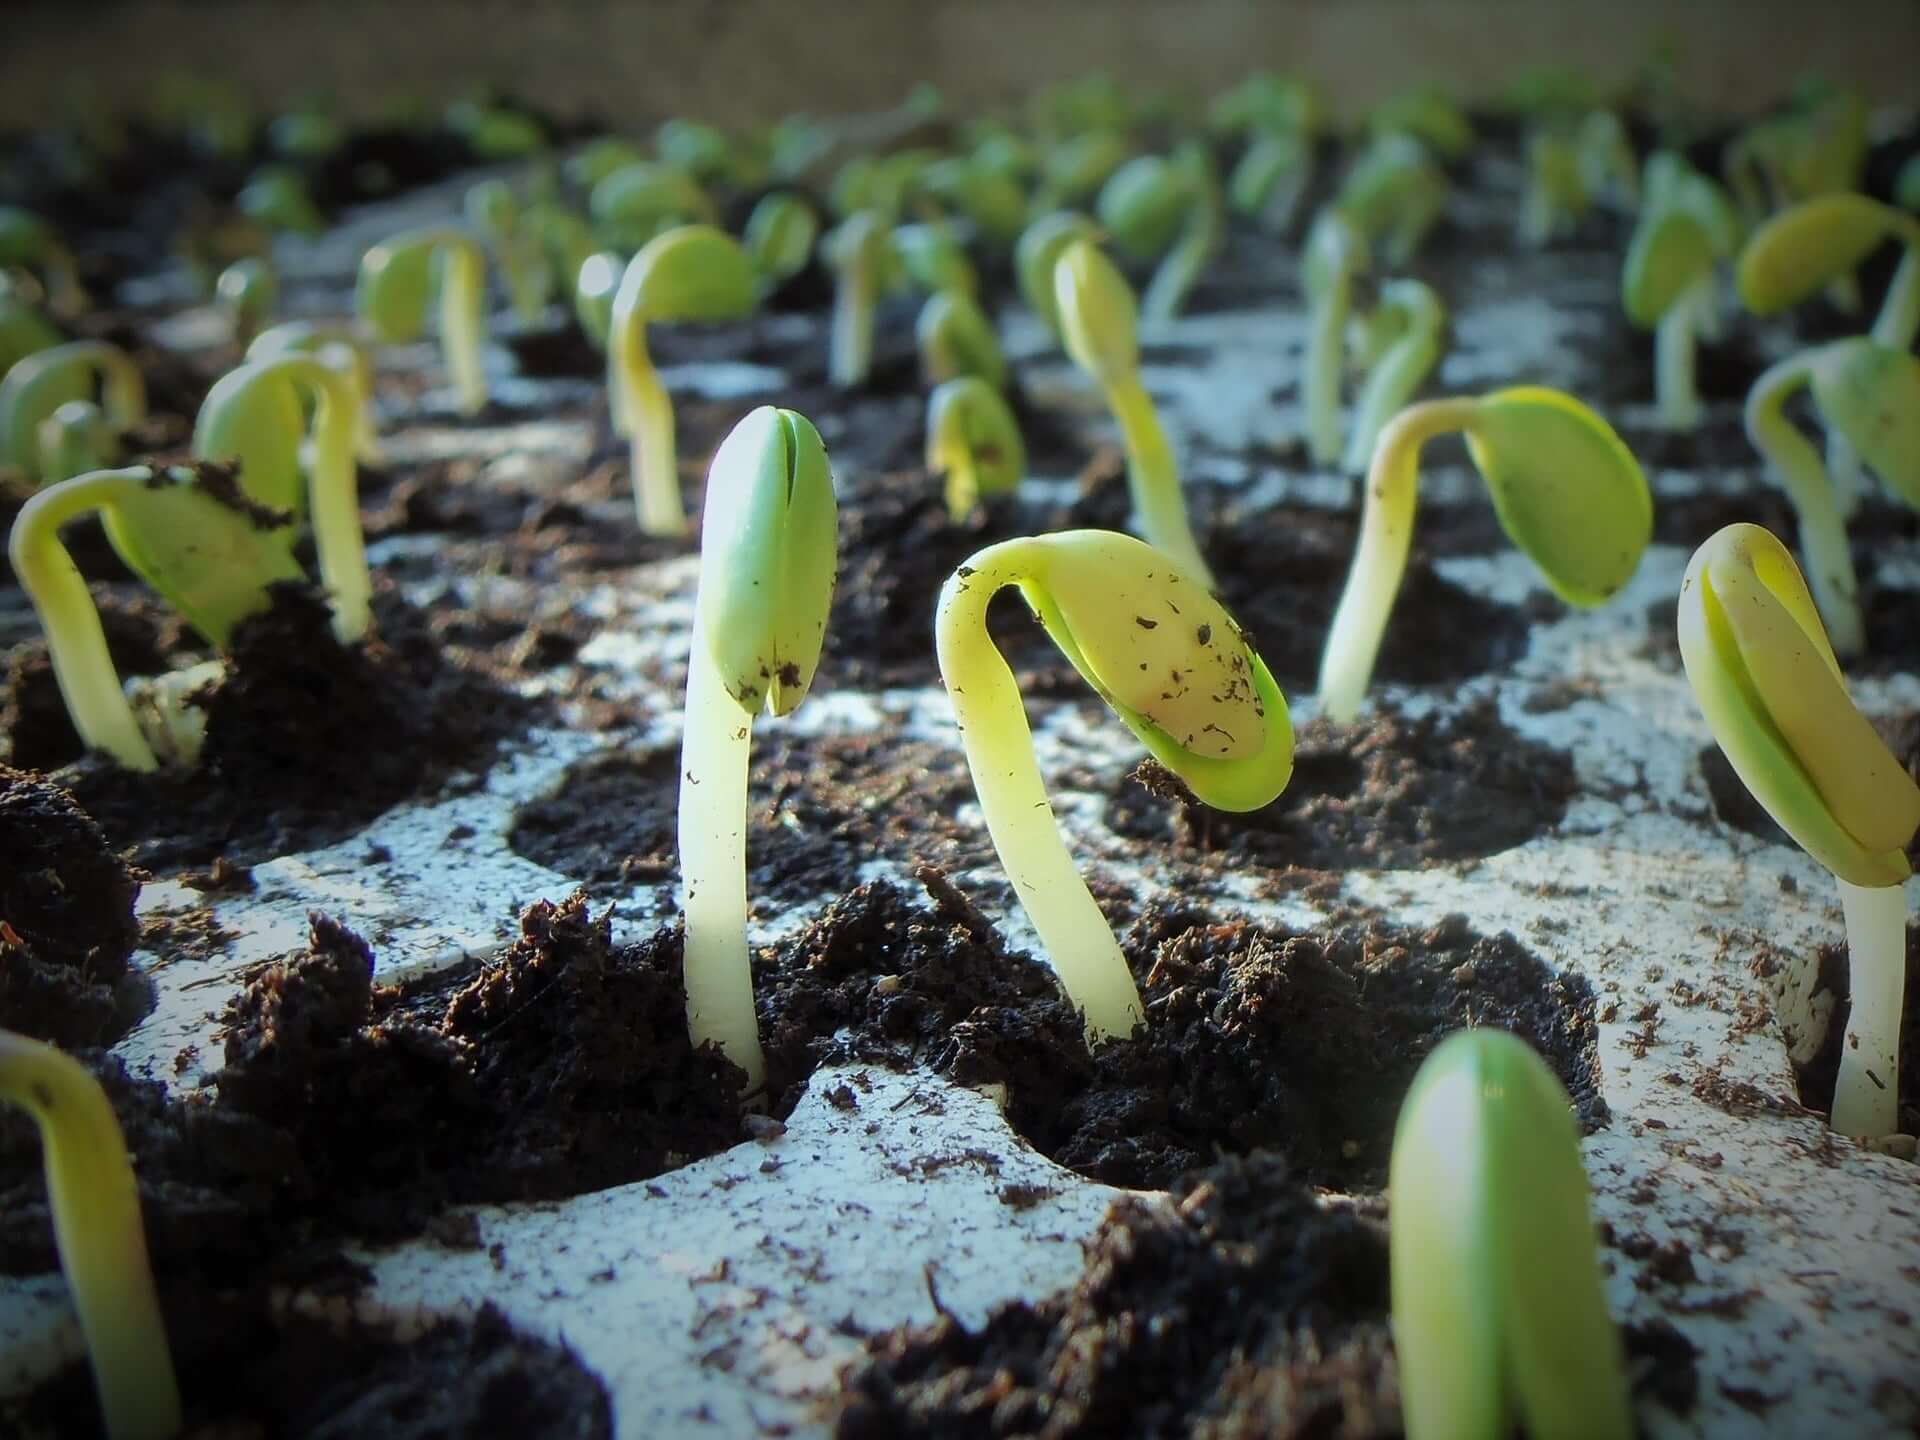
[
  {"left": 1302, "top": 209, "right": 1369, "bottom": 468},
  {"left": 0, "top": 206, "right": 86, "bottom": 317},
  {"left": 659, "top": 117, "right": 764, "bottom": 189},
  {"left": 267, "top": 108, "right": 344, "bottom": 159},
  {"left": 1229, "top": 127, "right": 1314, "bottom": 235},
  {"left": 824, "top": 211, "right": 892, "bottom": 389},
  {"left": 1015, "top": 210, "right": 1100, "bottom": 340},
  {"left": 1343, "top": 278, "right": 1446, "bottom": 474},
  {"left": 1054, "top": 238, "right": 1214, "bottom": 586},
  {"left": 465, "top": 179, "right": 550, "bottom": 324},
  {"left": 1519, "top": 131, "right": 1587, "bottom": 248},
  {"left": 608, "top": 225, "right": 757, "bottom": 536},
  {"left": 0, "top": 340, "right": 146, "bottom": 486},
  {"left": 921, "top": 154, "right": 1028, "bottom": 249},
  {"left": 0, "top": 1028, "right": 181, "bottom": 1440},
  {"left": 1725, "top": 85, "right": 1867, "bottom": 234},
  {"left": 1032, "top": 129, "right": 1130, "bottom": 213},
  {"left": 235, "top": 166, "right": 325, "bottom": 236},
  {"left": 829, "top": 149, "right": 938, "bottom": 225},
  {"left": 567, "top": 138, "right": 647, "bottom": 190},
  {"left": 1679, "top": 523, "right": 1920, "bottom": 1137},
  {"left": 1335, "top": 133, "right": 1449, "bottom": 267},
  {"left": 1742, "top": 338, "right": 1920, "bottom": 657},
  {"left": 0, "top": 292, "right": 64, "bottom": 378},
  {"left": 742, "top": 191, "right": 820, "bottom": 296},
  {"left": 589, "top": 162, "right": 717, "bottom": 251},
  {"left": 193, "top": 355, "right": 370, "bottom": 641},
  {"left": 356, "top": 227, "right": 490, "bottom": 416},
  {"left": 1390, "top": 1029, "right": 1631, "bottom": 1440},
  {"left": 36, "top": 400, "right": 118, "bottom": 484},
  {"left": 215, "top": 256, "right": 278, "bottom": 346},
  {"left": 9, "top": 465, "right": 300, "bottom": 769},
  {"left": 1369, "top": 86, "right": 1473, "bottom": 160},
  {"left": 1209, "top": 71, "right": 1323, "bottom": 139},
  {"left": 927, "top": 375, "right": 1024, "bottom": 521},
  {"left": 936, "top": 530, "right": 1294, "bottom": 1042},
  {"left": 1622, "top": 167, "right": 1733, "bottom": 431},
  {"left": 892, "top": 222, "right": 979, "bottom": 299},
  {"left": 1738, "top": 193, "right": 1920, "bottom": 353},
  {"left": 445, "top": 100, "right": 546, "bottom": 160},
  {"left": 247, "top": 320, "right": 381, "bottom": 463},
  {"left": 1576, "top": 109, "right": 1639, "bottom": 211},
  {"left": 679, "top": 407, "right": 838, "bottom": 1095},
  {"left": 917, "top": 289, "right": 1006, "bottom": 390},
  {"left": 1319, "top": 388, "right": 1649, "bottom": 723},
  {"left": 574, "top": 251, "right": 621, "bottom": 350},
  {"left": 1095, "top": 146, "right": 1222, "bottom": 322}
]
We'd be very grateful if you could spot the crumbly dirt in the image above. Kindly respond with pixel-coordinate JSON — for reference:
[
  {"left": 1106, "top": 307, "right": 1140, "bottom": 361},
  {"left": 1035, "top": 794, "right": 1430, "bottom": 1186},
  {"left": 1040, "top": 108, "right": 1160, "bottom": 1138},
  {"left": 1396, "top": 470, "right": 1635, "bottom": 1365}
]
[
  {"left": 6, "top": 581, "right": 540, "bottom": 870},
  {"left": 1109, "top": 698, "right": 1576, "bottom": 875},
  {"left": 0, "top": 766, "right": 145, "bottom": 1046}
]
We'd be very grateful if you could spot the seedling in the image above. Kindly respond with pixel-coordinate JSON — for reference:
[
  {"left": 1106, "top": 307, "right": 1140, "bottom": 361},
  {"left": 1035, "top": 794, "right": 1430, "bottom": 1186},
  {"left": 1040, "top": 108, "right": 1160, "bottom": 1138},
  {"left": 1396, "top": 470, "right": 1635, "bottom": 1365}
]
[
  {"left": 922, "top": 154, "right": 1028, "bottom": 248},
  {"left": 892, "top": 222, "right": 979, "bottom": 299},
  {"left": 1054, "top": 238, "right": 1214, "bottom": 586},
  {"left": 446, "top": 100, "right": 546, "bottom": 160},
  {"left": 742, "top": 192, "right": 820, "bottom": 295},
  {"left": 1209, "top": 71, "right": 1322, "bottom": 139},
  {"left": 1319, "top": 388, "right": 1649, "bottom": 722},
  {"left": 679, "top": 408, "right": 837, "bottom": 1094},
  {"left": 1095, "top": 146, "right": 1221, "bottom": 322},
  {"left": 1737, "top": 193, "right": 1920, "bottom": 353},
  {"left": 356, "top": 228, "right": 490, "bottom": 416},
  {"left": 247, "top": 320, "right": 381, "bottom": 462},
  {"left": 9, "top": 465, "right": 301, "bottom": 769},
  {"left": 465, "top": 179, "right": 549, "bottom": 324},
  {"left": 608, "top": 225, "right": 757, "bottom": 536},
  {"left": 1391, "top": 1029, "right": 1631, "bottom": 1440},
  {"left": 1343, "top": 279, "right": 1446, "bottom": 474},
  {"left": 917, "top": 289, "right": 1006, "bottom": 389},
  {"left": 1302, "top": 209, "right": 1369, "bottom": 467},
  {"left": 824, "top": 211, "right": 892, "bottom": 389},
  {"left": 268, "top": 108, "right": 344, "bottom": 159},
  {"left": 1015, "top": 210, "right": 1100, "bottom": 340},
  {"left": 1369, "top": 86, "right": 1472, "bottom": 160},
  {"left": 567, "top": 138, "right": 648, "bottom": 191},
  {"left": 1742, "top": 338, "right": 1920, "bottom": 657},
  {"left": 1622, "top": 164, "right": 1734, "bottom": 430},
  {"left": 0, "top": 340, "right": 146, "bottom": 486},
  {"left": 1229, "top": 127, "right": 1313, "bottom": 235},
  {"left": 1576, "top": 109, "right": 1639, "bottom": 211},
  {"left": 574, "top": 251, "right": 621, "bottom": 350},
  {"left": 0, "top": 1028, "right": 181, "bottom": 1440},
  {"left": 659, "top": 117, "right": 763, "bottom": 189},
  {"left": 1032, "top": 129, "right": 1130, "bottom": 213},
  {"left": 590, "top": 161, "right": 717, "bottom": 252},
  {"left": 0, "top": 206, "right": 86, "bottom": 316},
  {"left": 1335, "top": 133, "right": 1448, "bottom": 266},
  {"left": 936, "top": 530, "right": 1294, "bottom": 1041},
  {"left": 829, "top": 149, "right": 938, "bottom": 225},
  {"left": 0, "top": 294, "right": 63, "bottom": 378},
  {"left": 1519, "top": 131, "right": 1587, "bottom": 247},
  {"left": 216, "top": 256, "right": 279, "bottom": 345},
  {"left": 236, "top": 166, "right": 325, "bottom": 236},
  {"left": 1679, "top": 523, "right": 1920, "bottom": 1137},
  {"left": 927, "top": 375, "right": 1024, "bottom": 521}
]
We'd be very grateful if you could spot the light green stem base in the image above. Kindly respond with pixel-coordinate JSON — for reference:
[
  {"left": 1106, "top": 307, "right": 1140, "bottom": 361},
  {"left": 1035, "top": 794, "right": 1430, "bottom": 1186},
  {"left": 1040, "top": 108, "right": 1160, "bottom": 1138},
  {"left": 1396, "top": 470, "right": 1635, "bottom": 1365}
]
[
  {"left": 1871, "top": 246, "right": 1920, "bottom": 352},
  {"left": 1319, "top": 398, "right": 1479, "bottom": 723},
  {"left": 679, "top": 622, "right": 768, "bottom": 1096},
  {"left": 830, "top": 270, "right": 874, "bottom": 388},
  {"left": 934, "top": 546, "right": 1145, "bottom": 1043},
  {"left": 1832, "top": 877, "right": 1909, "bottom": 1139},
  {"left": 615, "top": 325, "right": 687, "bottom": 537},
  {"left": 1304, "top": 286, "right": 1348, "bottom": 466},
  {"left": 440, "top": 242, "right": 488, "bottom": 416},
  {"left": 1106, "top": 376, "right": 1213, "bottom": 587},
  {"left": 1654, "top": 281, "right": 1705, "bottom": 431}
]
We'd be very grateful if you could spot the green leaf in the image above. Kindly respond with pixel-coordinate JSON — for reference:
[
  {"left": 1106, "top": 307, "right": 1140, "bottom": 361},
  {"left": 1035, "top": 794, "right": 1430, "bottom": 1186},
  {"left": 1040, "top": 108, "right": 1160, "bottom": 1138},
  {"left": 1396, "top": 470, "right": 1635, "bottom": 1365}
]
[
  {"left": 1809, "top": 339, "right": 1920, "bottom": 508},
  {"left": 617, "top": 225, "right": 757, "bottom": 324},
  {"left": 1622, "top": 207, "right": 1713, "bottom": 328},
  {"left": 926, "top": 376, "right": 1024, "bottom": 516},
  {"left": 1096, "top": 155, "right": 1189, "bottom": 259},
  {"left": 1015, "top": 211, "right": 1099, "bottom": 333},
  {"left": 917, "top": 290, "right": 1006, "bottom": 389},
  {"left": 1736, "top": 194, "right": 1899, "bottom": 315},
  {"left": 193, "top": 360, "right": 310, "bottom": 517},
  {"left": 892, "top": 223, "right": 977, "bottom": 297},
  {"left": 355, "top": 233, "right": 435, "bottom": 343},
  {"left": 1463, "top": 388, "right": 1651, "bottom": 606},
  {"left": 1055, "top": 239, "right": 1139, "bottom": 387}
]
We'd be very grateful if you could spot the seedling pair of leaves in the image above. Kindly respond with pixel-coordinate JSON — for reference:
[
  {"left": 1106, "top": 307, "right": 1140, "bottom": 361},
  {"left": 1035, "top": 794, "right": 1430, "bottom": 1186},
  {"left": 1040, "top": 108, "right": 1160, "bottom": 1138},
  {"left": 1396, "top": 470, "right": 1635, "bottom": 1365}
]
[
  {"left": 357, "top": 228, "right": 491, "bottom": 415},
  {"left": 1095, "top": 144, "right": 1223, "bottom": 321},
  {"left": 0, "top": 339, "right": 147, "bottom": 486},
  {"left": 1621, "top": 153, "right": 1738, "bottom": 429}
]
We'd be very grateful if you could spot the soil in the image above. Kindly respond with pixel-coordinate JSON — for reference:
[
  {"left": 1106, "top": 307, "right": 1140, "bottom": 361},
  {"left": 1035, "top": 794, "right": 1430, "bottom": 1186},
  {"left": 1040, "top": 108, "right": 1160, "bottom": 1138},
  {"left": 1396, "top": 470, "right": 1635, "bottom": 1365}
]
[{"left": 0, "top": 767, "right": 145, "bottom": 1047}]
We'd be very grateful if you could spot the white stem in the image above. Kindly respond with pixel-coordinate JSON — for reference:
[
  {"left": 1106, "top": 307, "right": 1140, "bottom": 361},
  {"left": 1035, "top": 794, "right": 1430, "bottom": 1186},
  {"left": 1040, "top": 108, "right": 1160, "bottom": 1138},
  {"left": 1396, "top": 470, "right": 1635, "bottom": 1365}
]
[
  {"left": 935, "top": 548, "right": 1144, "bottom": 1042},
  {"left": 1106, "top": 376, "right": 1214, "bottom": 588},
  {"left": 307, "top": 380, "right": 371, "bottom": 643},
  {"left": 613, "top": 320, "right": 687, "bottom": 537},
  {"left": 1827, "top": 430, "right": 1865, "bottom": 522},
  {"left": 1831, "top": 877, "right": 1908, "bottom": 1139},
  {"left": 679, "top": 618, "right": 767, "bottom": 1095},
  {"left": 1654, "top": 280, "right": 1704, "bottom": 431},
  {"left": 1871, "top": 246, "right": 1920, "bottom": 352},
  {"left": 440, "top": 241, "right": 488, "bottom": 416},
  {"left": 830, "top": 263, "right": 875, "bottom": 388},
  {"left": 1304, "top": 282, "right": 1348, "bottom": 466}
]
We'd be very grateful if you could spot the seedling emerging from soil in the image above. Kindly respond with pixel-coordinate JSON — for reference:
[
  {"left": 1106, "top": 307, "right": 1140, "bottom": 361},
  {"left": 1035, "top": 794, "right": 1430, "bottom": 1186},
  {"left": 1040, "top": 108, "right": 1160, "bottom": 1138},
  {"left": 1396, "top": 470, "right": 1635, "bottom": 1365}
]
[
  {"left": 927, "top": 375, "right": 1024, "bottom": 521},
  {"left": 248, "top": 320, "right": 381, "bottom": 462},
  {"left": 1343, "top": 279, "right": 1446, "bottom": 474},
  {"left": 0, "top": 1028, "right": 181, "bottom": 1440},
  {"left": 215, "top": 255, "right": 278, "bottom": 345},
  {"left": 0, "top": 340, "right": 146, "bottom": 485},
  {"left": 824, "top": 211, "right": 892, "bottom": 389},
  {"left": 922, "top": 154, "right": 1028, "bottom": 248},
  {"left": 742, "top": 191, "right": 820, "bottom": 295},
  {"left": 608, "top": 224, "right": 757, "bottom": 536},
  {"left": 1229, "top": 128, "right": 1313, "bottom": 235},
  {"left": 0, "top": 294, "right": 63, "bottom": 377},
  {"left": 1519, "top": 131, "right": 1587, "bottom": 247},
  {"left": 1577, "top": 109, "right": 1639, "bottom": 211},
  {"left": 1391, "top": 1029, "right": 1631, "bottom": 1440},
  {"left": 917, "top": 289, "right": 1006, "bottom": 389},
  {"left": 936, "top": 530, "right": 1293, "bottom": 1041},
  {"left": 1737, "top": 193, "right": 1920, "bottom": 353},
  {"left": 892, "top": 222, "right": 979, "bottom": 299},
  {"left": 1335, "top": 133, "right": 1448, "bottom": 267},
  {"left": 0, "top": 205, "right": 86, "bottom": 316},
  {"left": 465, "top": 179, "right": 550, "bottom": 324},
  {"left": 1319, "top": 388, "right": 1649, "bottom": 723},
  {"left": 1743, "top": 339, "right": 1920, "bottom": 656},
  {"left": 1015, "top": 210, "right": 1100, "bottom": 340},
  {"left": 356, "top": 228, "right": 490, "bottom": 416},
  {"left": 1054, "top": 238, "right": 1214, "bottom": 586},
  {"left": 1303, "top": 209, "right": 1369, "bottom": 468},
  {"left": 1623, "top": 176, "right": 1727, "bottom": 431},
  {"left": 9, "top": 464, "right": 302, "bottom": 769},
  {"left": 1369, "top": 86, "right": 1472, "bottom": 160},
  {"left": 1095, "top": 147, "right": 1222, "bottom": 322},
  {"left": 1032, "top": 129, "right": 1130, "bottom": 213},
  {"left": 679, "top": 407, "right": 838, "bottom": 1095},
  {"left": 194, "top": 355, "right": 372, "bottom": 641},
  {"left": 574, "top": 251, "right": 621, "bottom": 350},
  {"left": 1679, "top": 524, "right": 1920, "bottom": 1137},
  {"left": 235, "top": 166, "right": 325, "bottom": 236}
]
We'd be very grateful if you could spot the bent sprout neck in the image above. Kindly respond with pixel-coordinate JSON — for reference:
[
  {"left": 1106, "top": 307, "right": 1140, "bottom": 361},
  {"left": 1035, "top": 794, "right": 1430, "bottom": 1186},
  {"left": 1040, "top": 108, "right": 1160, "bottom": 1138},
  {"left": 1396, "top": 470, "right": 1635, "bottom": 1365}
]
[{"left": 1342, "top": 280, "right": 1445, "bottom": 474}]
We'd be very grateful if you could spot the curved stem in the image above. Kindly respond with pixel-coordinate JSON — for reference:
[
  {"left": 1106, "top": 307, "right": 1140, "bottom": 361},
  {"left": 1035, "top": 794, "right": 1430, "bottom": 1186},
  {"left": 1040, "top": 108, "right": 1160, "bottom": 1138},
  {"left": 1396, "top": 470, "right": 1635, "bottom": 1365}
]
[
  {"left": 615, "top": 320, "right": 685, "bottom": 537},
  {"left": 830, "top": 258, "right": 876, "bottom": 388},
  {"left": 1105, "top": 376, "right": 1213, "bottom": 587},
  {"left": 1304, "top": 277, "right": 1350, "bottom": 467},
  {"left": 1871, "top": 244, "right": 1920, "bottom": 352},
  {"left": 6, "top": 467, "right": 159, "bottom": 770},
  {"left": 1654, "top": 279, "right": 1705, "bottom": 431},
  {"left": 439, "top": 238, "right": 488, "bottom": 416},
  {"left": 1343, "top": 291, "right": 1443, "bottom": 474},
  {"left": 1318, "top": 397, "right": 1479, "bottom": 723},
  {"left": 1140, "top": 202, "right": 1219, "bottom": 324},
  {"left": 0, "top": 1031, "right": 180, "bottom": 1440},
  {"left": 935, "top": 545, "right": 1144, "bottom": 1043},
  {"left": 1831, "top": 877, "right": 1908, "bottom": 1138},
  {"left": 942, "top": 452, "right": 980, "bottom": 524},
  {"left": 679, "top": 618, "right": 766, "bottom": 1095},
  {"left": 1746, "top": 353, "right": 1863, "bottom": 656}
]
